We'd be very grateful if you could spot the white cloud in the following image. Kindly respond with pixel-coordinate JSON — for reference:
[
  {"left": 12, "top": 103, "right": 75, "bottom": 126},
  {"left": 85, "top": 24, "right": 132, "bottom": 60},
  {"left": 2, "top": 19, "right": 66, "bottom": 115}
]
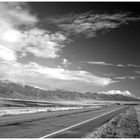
[
  {"left": 127, "top": 76, "right": 136, "bottom": 80},
  {"left": 127, "top": 64, "right": 140, "bottom": 68},
  {"left": 115, "top": 76, "right": 136, "bottom": 80},
  {"left": 115, "top": 77, "right": 126, "bottom": 80},
  {"left": 0, "top": 2, "right": 68, "bottom": 60},
  {"left": 86, "top": 61, "right": 113, "bottom": 66},
  {"left": 0, "top": 2, "right": 38, "bottom": 26},
  {"left": 2, "top": 29, "right": 21, "bottom": 43},
  {"left": 100, "top": 90, "right": 132, "bottom": 96},
  {"left": 21, "top": 29, "right": 68, "bottom": 58},
  {"left": 0, "top": 45, "right": 17, "bottom": 61},
  {"left": 47, "top": 11, "right": 140, "bottom": 37},
  {"left": 83, "top": 61, "right": 126, "bottom": 67},
  {"left": 0, "top": 60, "right": 115, "bottom": 90},
  {"left": 0, "top": 2, "right": 115, "bottom": 91},
  {"left": 83, "top": 61, "right": 140, "bottom": 68},
  {"left": 116, "top": 64, "right": 125, "bottom": 67},
  {"left": 62, "top": 58, "right": 68, "bottom": 65},
  {"left": 0, "top": 2, "right": 37, "bottom": 61},
  {"left": 22, "top": 62, "right": 114, "bottom": 86},
  {"left": 135, "top": 71, "right": 140, "bottom": 74},
  {"left": 61, "top": 58, "right": 71, "bottom": 67}
]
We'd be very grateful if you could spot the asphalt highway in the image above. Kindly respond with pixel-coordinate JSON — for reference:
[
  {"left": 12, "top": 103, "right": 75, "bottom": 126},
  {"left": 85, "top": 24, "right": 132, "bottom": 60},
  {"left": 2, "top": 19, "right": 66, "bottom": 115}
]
[{"left": 0, "top": 105, "right": 129, "bottom": 138}]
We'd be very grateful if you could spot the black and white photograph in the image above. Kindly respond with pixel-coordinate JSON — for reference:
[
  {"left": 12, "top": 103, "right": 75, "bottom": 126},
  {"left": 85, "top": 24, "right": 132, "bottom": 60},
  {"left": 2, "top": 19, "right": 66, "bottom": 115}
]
[{"left": 0, "top": 1, "right": 140, "bottom": 138}]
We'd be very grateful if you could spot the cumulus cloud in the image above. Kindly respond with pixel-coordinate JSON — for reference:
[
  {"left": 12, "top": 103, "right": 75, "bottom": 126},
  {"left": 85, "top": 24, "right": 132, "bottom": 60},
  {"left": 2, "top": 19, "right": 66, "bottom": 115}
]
[
  {"left": 46, "top": 11, "right": 140, "bottom": 37},
  {"left": 0, "top": 2, "right": 68, "bottom": 60},
  {"left": 61, "top": 58, "right": 72, "bottom": 67},
  {"left": 0, "top": 2, "right": 38, "bottom": 27},
  {"left": 62, "top": 58, "right": 68, "bottom": 65},
  {"left": 100, "top": 90, "right": 132, "bottom": 96},
  {"left": 21, "top": 29, "right": 68, "bottom": 58},
  {"left": 0, "top": 2, "right": 38, "bottom": 61}
]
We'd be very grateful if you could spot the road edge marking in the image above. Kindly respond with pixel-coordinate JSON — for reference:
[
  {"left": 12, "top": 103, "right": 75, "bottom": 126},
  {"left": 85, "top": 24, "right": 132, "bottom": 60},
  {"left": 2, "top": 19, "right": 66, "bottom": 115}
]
[{"left": 40, "top": 106, "right": 127, "bottom": 138}]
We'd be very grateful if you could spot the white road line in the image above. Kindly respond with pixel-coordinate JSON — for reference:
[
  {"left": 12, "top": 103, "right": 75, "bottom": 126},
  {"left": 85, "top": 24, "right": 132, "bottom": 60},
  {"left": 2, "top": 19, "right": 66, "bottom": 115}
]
[{"left": 40, "top": 106, "right": 127, "bottom": 138}]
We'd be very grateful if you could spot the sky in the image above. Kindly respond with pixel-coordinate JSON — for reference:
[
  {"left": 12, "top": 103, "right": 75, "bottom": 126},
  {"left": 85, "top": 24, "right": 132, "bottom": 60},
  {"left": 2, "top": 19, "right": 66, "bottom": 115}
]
[{"left": 0, "top": 2, "right": 140, "bottom": 97}]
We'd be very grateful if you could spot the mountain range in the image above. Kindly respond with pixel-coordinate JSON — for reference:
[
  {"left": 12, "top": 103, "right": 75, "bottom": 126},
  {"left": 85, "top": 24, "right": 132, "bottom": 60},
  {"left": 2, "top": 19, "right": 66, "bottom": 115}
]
[{"left": 0, "top": 80, "right": 139, "bottom": 102}]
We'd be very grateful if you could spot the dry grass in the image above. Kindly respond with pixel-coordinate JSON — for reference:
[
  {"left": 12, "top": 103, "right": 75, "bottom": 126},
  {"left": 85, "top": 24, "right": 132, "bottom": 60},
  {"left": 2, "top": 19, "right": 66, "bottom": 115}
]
[
  {"left": 117, "top": 107, "right": 140, "bottom": 138},
  {"left": 87, "top": 107, "right": 140, "bottom": 138},
  {"left": 0, "top": 106, "right": 86, "bottom": 117}
]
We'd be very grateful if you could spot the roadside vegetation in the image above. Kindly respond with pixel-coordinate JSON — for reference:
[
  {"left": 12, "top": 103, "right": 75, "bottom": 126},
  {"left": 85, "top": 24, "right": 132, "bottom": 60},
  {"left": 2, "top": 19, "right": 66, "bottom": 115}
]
[
  {"left": 86, "top": 107, "right": 140, "bottom": 138},
  {"left": 0, "top": 106, "right": 85, "bottom": 117}
]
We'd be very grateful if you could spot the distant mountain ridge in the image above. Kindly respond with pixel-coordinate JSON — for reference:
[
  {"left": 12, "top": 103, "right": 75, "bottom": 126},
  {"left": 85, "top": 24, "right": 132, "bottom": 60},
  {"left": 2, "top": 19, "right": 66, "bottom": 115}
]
[{"left": 0, "top": 80, "right": 139, "bottom": 102}]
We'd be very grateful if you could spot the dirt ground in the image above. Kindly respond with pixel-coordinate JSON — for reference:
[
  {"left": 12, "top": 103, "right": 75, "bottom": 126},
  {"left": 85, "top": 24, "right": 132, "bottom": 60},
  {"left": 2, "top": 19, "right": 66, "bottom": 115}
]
[
  {"left": 86, "top": 106, "right": 140, "bottom": 138},
  {"left": 135, "top": 105, "right": 140, "bottom": 132}
]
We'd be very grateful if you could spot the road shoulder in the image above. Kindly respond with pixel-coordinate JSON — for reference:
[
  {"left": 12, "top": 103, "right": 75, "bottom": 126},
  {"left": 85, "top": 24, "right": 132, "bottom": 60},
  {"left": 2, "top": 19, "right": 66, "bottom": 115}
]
[
  {"left": 86, "top": 106, "right": 140, "bottom": 138},
  {"left": 135, "top": 105, "right": 140, "bottom": 132}
]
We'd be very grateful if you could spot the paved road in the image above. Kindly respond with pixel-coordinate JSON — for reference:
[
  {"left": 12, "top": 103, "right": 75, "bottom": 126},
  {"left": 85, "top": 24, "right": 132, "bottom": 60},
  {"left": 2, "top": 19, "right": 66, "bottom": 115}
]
[{"left": 0, "top": 105, "right": 129, "bottom": 138}]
